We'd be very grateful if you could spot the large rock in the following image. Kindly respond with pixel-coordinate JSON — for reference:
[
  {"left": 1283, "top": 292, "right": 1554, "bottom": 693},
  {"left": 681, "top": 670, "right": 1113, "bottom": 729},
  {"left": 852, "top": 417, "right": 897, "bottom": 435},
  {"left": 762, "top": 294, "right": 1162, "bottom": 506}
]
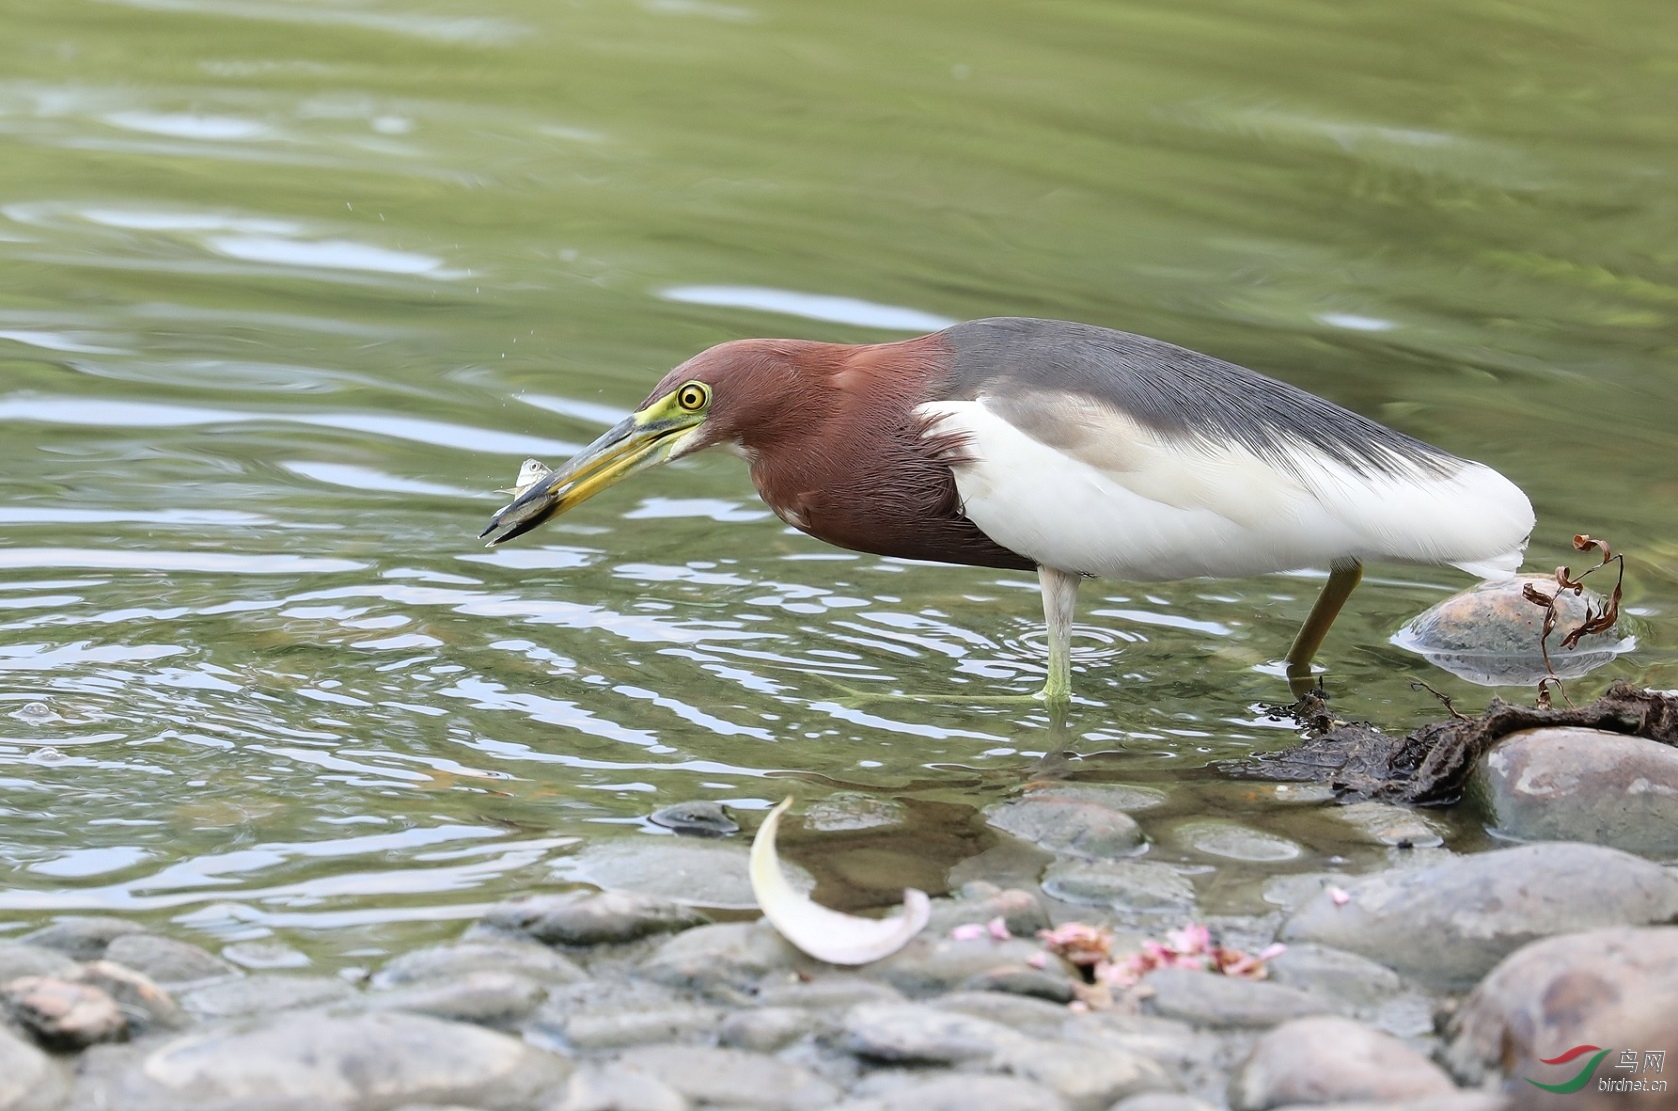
[
  {"left": 70, "top": 1011, "right": 570, "bottom": 1111},
  {"left": 984, "top": 792, "right": 1145, "bottom": 858},
  {"left": 1229, "top": 1016, "right": 1457, "bottom": 1110},
  {"left": 0, "top": 1022, "right": 71, "bottom": 1111},
  {"left": 1281, "top": 843, "right": 1678, "bottom": 988},
  {"left": 21, "top": 918, "right": 146, "bottom": 962},
  {"left": 1443, "top": 925, "right": 1678, "bottom": 1107},
  {"left": 1471, "top": 728, "right": 1678, "bottom": 856},
  {"left": 478, "top": 890, "right": 707, "bottom": 947}
]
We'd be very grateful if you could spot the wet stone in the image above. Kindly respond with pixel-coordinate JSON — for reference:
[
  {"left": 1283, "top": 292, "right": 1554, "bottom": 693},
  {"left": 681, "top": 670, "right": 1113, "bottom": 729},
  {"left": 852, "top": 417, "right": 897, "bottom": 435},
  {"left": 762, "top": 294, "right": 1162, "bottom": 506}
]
[
  {"left": 639, "top": 920, "right": 812, "bottom": 997},
  {"left": 21, "top": 917, "right": 146, "bottom": 962},
  {"left": 1264, "top": 944, "right": 1405, "bottom": 1010},
  {"left": 559, "top": 837, "right": 811, "bottom": 910},
  {"left": 1471, "top": 727, "right": 1678, "bottom": 856},
  {"left": 0, "top": 940, "right": 80, "bottom": 982},
  {"left": 373, "top": 939, "right": 586, "bottom": 988},
  {"left": 479, "top": 890, "right": 708, "bottom": 948},
  {"left": 559, "top": 1003, "right": 723, "bottom": 1050},
  {"left": 837, "top": 1001, "right": 1023, "bottom": 1064},
  {"left": 103, "top": 933, "right": 239, "bottom": 989},
  {"left": 0, "top": 1022, "right": 70, "bottom": 1111},
  {"left": 923, "top": 887, "right": 1052, "bottom": 938},
  {"left": 1442, "top": 925, "right": 1678, "bottom": 1089},
  {"left": 1041, "top": 858, "right": 1197, "bottom": 914},
  {"left": 1142, "top": 967, "right": 1337, "bottom": 1028},
  {"left": 1280, "top": 842, "right": 1678, "bottom": 988},
  {"left": 73, "top": 1010, "right": 571, "bottom": 1111},
  {"left": 78, "top": 961, "right": 188, "bottom": 1032},
  {"left": 541, "top": 1062, "right": 691, "bottom": 1111},
  {"left": 995, "top": 1035, "right": 1175, "bottom": 1109},
  {"left": 832, "top": 1073, "right": 1069, "bottom": 1111},
  {"left": 648, "top": 800, "right": 739, "bottom": 838},
  {"left": 959, "top": 965, "right": 1077, "bottom": 1004},
  {"left": 718, "top": 1006, "right": 817, "bottom": 1052},
  {"left": 985, "top": 793, "right": 1145, "bottom": 859},
  {"left": 932, "top": 990, "right": 1077, "bottom": 1037},
  {"left": 862, "top": 936, "right": 1077, "bottom": 999},
  {"left": 364, "top": 970, "right": 546, "bottom": 1027},
  {"left": 1332, "top": 803, "right": 1446, "bottom": 849},
  {"left": 1173, "top": 821, "right": 1302, "bottom": 863},
  {"left": 802, "top": 792, "right": 908, "bottom": 833},
  {"left": 221, "top": 941, "right": 310, "bottom": 970},
  {"left": 181, "top": 974, "right": 357, "bottom": 1020},
  {"left": 610, "top": 1045, "right": 840, "bottom": 1111},
  {"left": 754, "top": 976, "right": 904, "bottom": 1010},
  {"left": 1229, "top": 1015, "right": 1456, "bottom": 1110},
  {"left": 3, "top": 976, "right": 126, "bottom": 1049}
]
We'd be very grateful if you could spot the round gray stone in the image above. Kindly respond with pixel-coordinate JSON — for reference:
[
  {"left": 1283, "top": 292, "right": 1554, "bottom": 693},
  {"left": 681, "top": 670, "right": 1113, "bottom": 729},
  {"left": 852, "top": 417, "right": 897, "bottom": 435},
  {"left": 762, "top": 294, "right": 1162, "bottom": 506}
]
[
  {"left": 1472, "top": 728, "right": 1678, "bottom": 856},
  {"left": 639, "top": 921, "right": 813, "bottom": 996},
  {"left": 1142, "top": 968, "right": 1337, "bottom": 1029},
  {"left": 104, "top": 934, "right": 239, "bottom": 989},
  {"left": 1264, "top": 944, "right": 1405, "bottom": 1010},
  {"left": 541, "top": 1062, "right": 690, "bottom": 1111},
  {"left": 479, "top": 890, "right": 707, "bottom": 947},
  {"left": 611, "top": 1045, "right": 839, "bottom": 1111},
  {"left": 717, "top": 1006, "right": 816, "bottom": 1052},
  {"left": 1280, "top": 842, "right": 1678, "bottom": 988},
  {"left": 985, "top": 794, "right": 1145, "bottom": 859},
  {"left": 1173, "top": 821, "right": 1301, "bottom": 862},
  {"left": 20, "top": 917, "right": 146, "bottom": 962},
  {"left": 373, "top": 940, "right": 585, "bottom": 988},
  {"left": 555, "top": 838, "right": 812, "bottom": 910},
  {"left": 559, "top": 1003, "right": 722, "bottom": 1050},
  {"left": 0, "top": 1023, "right": 70, "bottom": 1111},
  {"left": 839, "top": 1001, "right": 1023, "bottom": 1064},
  {"left": 76, "top": 1011, "right": 570, "bottom": 1111},
  {"left": 1229, "top": 1015, "right": 1456, "bottom": 1109},
  {"left": 0, "top": 941, "right": 80, "bottom": 982},
  {"left": 802, "top": 793, "right": 908, "bottom": 833},
  {"left": 364, "top": 970, "right": 546, "bottom": 1027},
  {"left": 1042, "top": 859, "right": 1196, "bottom": 914},
  {"left": 181, "top": 975, "right": 356, "bottom": 1020},
  {"left": 832, "top": 1074, "right": 1069, "bottom": 1111}
]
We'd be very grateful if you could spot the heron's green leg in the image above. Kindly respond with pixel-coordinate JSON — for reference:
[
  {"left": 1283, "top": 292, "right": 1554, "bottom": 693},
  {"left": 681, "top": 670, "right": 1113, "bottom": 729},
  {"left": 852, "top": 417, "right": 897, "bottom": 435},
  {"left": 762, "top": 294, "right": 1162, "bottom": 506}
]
[
  {"left": 1286, "top": 558, "right": 1363, "bottom": 697},
  {"left": 1038, "top": 566, "right": 1081, "bottom": 707}
]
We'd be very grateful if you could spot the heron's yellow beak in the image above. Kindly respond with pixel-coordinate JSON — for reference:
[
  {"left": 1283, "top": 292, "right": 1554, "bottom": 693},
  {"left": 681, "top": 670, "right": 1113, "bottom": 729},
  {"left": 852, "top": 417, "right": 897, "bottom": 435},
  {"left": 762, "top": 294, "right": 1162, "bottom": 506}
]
[{"left": 479, "top": 392, "right": 705, "bottom": 546}]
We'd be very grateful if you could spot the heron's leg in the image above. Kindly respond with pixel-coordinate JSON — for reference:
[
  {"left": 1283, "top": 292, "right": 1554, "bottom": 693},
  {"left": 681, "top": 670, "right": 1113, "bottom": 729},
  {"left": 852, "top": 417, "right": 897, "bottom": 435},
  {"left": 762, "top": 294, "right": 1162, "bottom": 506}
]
[
  {"left": 1285, "top": 558, "right": 1363, "bottom": 697},
  {"left": 1038, "top": 566, "right": 1081, "bottom": 706}
]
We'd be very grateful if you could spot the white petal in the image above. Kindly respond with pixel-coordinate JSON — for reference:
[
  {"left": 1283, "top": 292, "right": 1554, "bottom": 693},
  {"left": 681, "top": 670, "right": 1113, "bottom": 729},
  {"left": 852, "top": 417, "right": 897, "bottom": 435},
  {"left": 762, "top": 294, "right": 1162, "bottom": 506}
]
[{"left": 749, "top": 798, "right": 930, "bottom": 965}]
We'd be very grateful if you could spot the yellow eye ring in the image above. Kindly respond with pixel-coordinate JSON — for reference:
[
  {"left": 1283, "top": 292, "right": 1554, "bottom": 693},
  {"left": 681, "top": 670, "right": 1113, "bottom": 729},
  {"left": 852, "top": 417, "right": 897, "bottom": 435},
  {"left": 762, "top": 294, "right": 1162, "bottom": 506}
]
[{"left": 676, "top": 382, "right": 709, "bottom": 411}]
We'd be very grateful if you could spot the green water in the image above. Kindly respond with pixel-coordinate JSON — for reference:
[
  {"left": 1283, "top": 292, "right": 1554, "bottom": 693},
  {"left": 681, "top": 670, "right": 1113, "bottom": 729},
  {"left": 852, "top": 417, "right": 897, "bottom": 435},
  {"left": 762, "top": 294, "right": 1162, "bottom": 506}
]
[{"left": 1, "top": 0, "right": 1674, "bottom": 964}]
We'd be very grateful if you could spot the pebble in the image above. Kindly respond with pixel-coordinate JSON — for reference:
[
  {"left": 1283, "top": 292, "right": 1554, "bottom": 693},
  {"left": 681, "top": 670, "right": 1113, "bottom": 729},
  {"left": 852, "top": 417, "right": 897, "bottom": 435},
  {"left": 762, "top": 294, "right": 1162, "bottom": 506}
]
[
  {"left": 373, "top": 939, "right": 586, "bottom": 988},
  {"left": 1173, "top": 821, "right": 1302, "bottom": 862},
  {"left": 221, "top": 941, "right": 310, "bottom": 970},
  {"left": 180, "top": 974, "right": 356, "bottom": 1020},
  {"left": 1280, "top": 842, "right": 1678, "bottom": 987},
  {"left": 923, "top": 886, "right": 1052, "bottom": 938},
  {"left": 831, "top": 1073, "right": 1069, "bottom": 1111},
  {"left": 102, "top": 933, "right": 239, "bottom": 989},
  {"left": 861, "top": 936, "right": 1076, "bottom": 998},
  {"left": 611, "top": 1045, "right": 840, "bottom": 1111},
  {"left": 1040, "top": 859, "right": 1197, "bottom": 914},
  {"left": 364, "top": 970, "right": 547, "bottom": 1027},
  {"left": 648, "top": 800, "right": 739, "bottom": 837},
  {"left": 2, "top": 976, "right": 126, "bottom": 1049},
  {"left": 1471, "top": 728, "right": 1678, "bottom": 856},
  {"left": 559, "top": 1003, "right": 723, "bottom": 1049},
  {"left": 718, "top": 1006, "right": 818, "bottom": 1051},
  {"left": 77, "top": 960, "right": 188, "bottom": 1032},
  {"left": 0, "top": 1022, "right": 70, "bottom": 1111},
  {"left": 541, "top": 1061, "right": 691, "bottom": 1111},
  {"left": 1332, "top": 803, "right": 1446, "bottom": 849},
  {"left": 479, "top": 890, "right": 708, "bottom": 947},
  {"left": 1264, "top": 944, "right": 1405, "bottom": 1010},
  {"left": 838, "top": 1001, "right": 1021, "bottom": 1064},
  {"left": 639, "top": 920, "right": 813, "bottom": 996},
  {"left": 74, "top": 1011, "right": 570, "bottom": 1111},
  {"left": 20, "top": 917, "right": 146, "bottom": 962},
  {"left": 0, "top": 940, "right": 81, "bottom": 982},
  {"left": 1442, "top": 925, "right": 1678, "bottom": 1089},
  {"left": 1141, "top": 968, "right": 1337, "bottom": 1028},
  {"left": 985, "top": 793, "right": 1145, "bottom": 858},
  {"left": 1228, "top": 1016, "right": 1457, "bottom": 1109}
]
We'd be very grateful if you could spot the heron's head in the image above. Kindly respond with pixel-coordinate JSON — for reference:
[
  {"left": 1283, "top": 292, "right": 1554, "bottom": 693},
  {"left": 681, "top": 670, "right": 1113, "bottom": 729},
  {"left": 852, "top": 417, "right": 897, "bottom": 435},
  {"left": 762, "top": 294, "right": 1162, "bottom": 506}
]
[{"left": 479, "top": 338, "right": 836, "bottom": 545}]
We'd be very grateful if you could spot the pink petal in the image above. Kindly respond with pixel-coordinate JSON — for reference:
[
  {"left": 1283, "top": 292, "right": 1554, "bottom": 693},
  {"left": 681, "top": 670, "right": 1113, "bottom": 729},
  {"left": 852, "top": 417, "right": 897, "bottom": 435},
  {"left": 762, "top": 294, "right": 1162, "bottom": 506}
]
[
  {"left": 950, "top": 923, "right": 986, "bottom": 941},
  {"left": 1026, "top": 952, "right": 1048, "bottom": 970},
  {"left": 986, "top": 916, "right": 1012, "bottom": 940},
  {"left": 1328, "top": 886, "right": 1351, "bottom": 907}
]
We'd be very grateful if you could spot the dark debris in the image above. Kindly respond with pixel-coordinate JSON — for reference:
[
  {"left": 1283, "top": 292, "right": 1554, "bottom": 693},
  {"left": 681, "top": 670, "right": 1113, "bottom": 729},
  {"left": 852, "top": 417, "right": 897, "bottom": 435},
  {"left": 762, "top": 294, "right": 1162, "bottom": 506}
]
[{"left": 1228, "top": 681, "right": 1678, "bottom": 806}]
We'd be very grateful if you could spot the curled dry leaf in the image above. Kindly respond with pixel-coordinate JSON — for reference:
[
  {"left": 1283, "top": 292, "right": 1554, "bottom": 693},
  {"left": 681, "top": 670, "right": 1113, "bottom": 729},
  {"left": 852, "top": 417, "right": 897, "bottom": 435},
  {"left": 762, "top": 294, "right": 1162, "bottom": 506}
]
[{"left": 749, "top": 797, "right": 930, "bottom": 966}]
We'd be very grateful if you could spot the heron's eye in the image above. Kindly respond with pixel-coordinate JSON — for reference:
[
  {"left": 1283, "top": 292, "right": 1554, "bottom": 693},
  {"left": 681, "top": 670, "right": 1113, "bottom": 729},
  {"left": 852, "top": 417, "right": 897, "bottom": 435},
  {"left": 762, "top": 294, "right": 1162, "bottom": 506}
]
[{"left": 676, "top": 382, "right": 710, "bottom": 411}]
